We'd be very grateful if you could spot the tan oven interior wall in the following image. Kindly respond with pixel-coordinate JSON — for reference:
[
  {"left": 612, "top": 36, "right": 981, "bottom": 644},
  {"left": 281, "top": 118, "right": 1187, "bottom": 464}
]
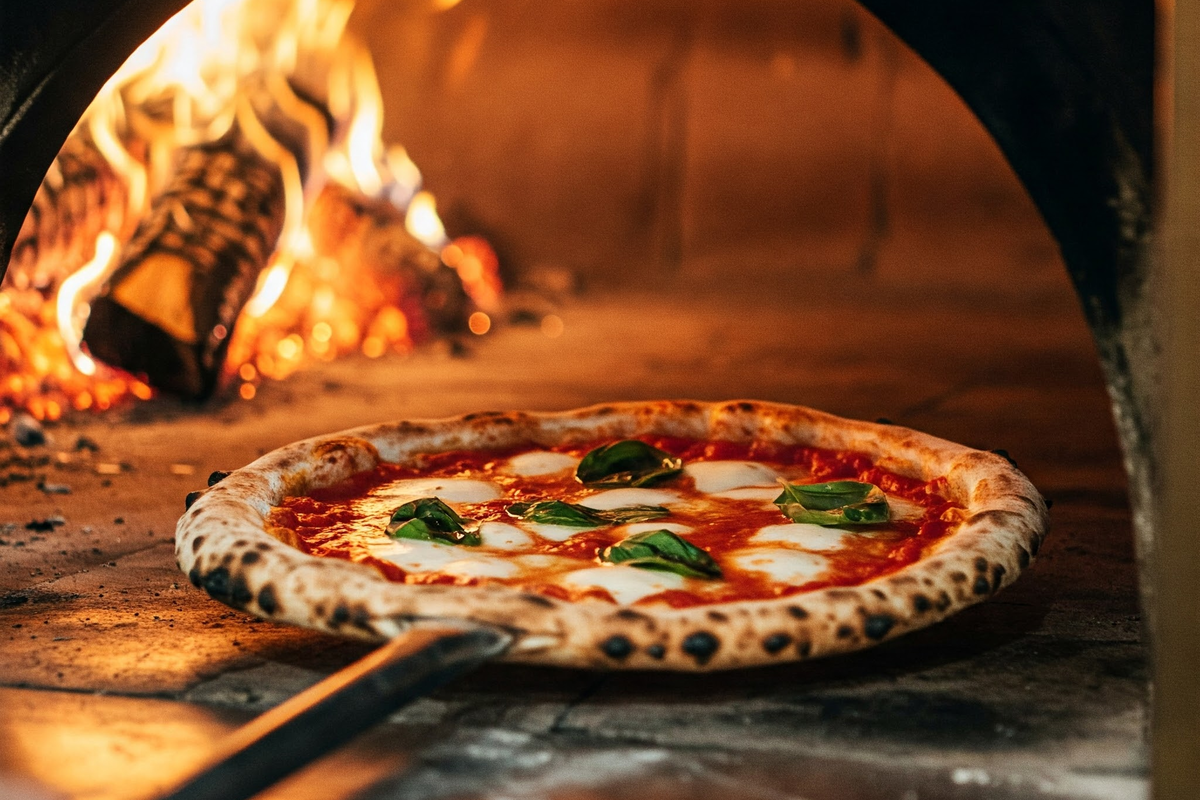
[{"left": 350, "top": 0, "right": 1058, "bottom": 291}]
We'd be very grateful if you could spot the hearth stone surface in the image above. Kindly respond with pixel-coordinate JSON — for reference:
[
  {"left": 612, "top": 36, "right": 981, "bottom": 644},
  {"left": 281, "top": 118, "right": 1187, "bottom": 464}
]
[{"left": 0, "top": 273, "right": 1144, "bottom": 799}]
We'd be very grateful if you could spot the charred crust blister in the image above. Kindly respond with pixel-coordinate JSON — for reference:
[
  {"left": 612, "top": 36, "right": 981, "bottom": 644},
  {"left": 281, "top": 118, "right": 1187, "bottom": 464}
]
[
  {"left": 202, "top": 567, "right": 230, "bottom": 600},
  {"left": 973, "top": 575, "right": 992, "bottom": 596},
  {"left": 787, "top": 606, "right": 809, "bottom": 620},
  {"left": 707, "top": 610, "right": 729, "bottom": 623},
  {"left": 836, "top": 625, "right": 855, "bottom": 639},
  {"left": 762, "top": 633, "right": 792, "bottom": 654},
  {"left": 1018, "top": 547, "right": 1031, "bottom": 568},
  {"left": 208, "top": 470, "right": 231, "bottom": 486},
  {"left": 185, "top": 491, "right": 203, "bottom": 510},
  {"left": 258, "top": 584, "right": 279, "bottom": 614},
  {"left": 241, "top": 551, "right": 261, "bottom": 565},
  {"left": 191, "top": 536, "right": 206, "bottom": 553},
  {"left": 521, "top": 593, "right": 556, "bottom": 608},
  {"left": 863, "top": 614, "right": 895, "bottom": 641},
  {"left": 351, "top": 607, "right": 373, "bottom": 631},
  {"left": 682, "top": 631, "right": 720, "bottom": 665},
  {"left": 646, "top": 644, "right": 666, "bottom": 660},
  {"left": 601, "top": 635, "right": 635, "bottom": 660},
  {"left": 231, "top": 575, "right": 253, "bottom": 607}
]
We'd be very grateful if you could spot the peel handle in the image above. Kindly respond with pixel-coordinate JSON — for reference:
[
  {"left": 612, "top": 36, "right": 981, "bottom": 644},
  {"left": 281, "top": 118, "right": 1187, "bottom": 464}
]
[{"left": 154, "top": 624, "right": 512, "bottom": 800}]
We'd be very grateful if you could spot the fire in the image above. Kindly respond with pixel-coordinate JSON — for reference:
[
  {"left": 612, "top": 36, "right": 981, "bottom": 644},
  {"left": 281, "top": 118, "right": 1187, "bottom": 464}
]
[{"left": 0, "top": 0, "right": 502, "bottom": 419}]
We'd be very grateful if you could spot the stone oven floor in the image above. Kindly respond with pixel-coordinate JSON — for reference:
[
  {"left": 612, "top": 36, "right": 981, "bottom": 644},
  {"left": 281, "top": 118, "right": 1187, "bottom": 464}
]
[{"left": 0, "top": 272, "right": 1144, "bottom": 799}]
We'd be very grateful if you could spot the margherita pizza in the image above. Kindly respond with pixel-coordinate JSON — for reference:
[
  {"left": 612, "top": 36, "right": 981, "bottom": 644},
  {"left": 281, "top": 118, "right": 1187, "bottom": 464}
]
[{"left": 176, "top": 400, "right": 1048, "bottom": 670}]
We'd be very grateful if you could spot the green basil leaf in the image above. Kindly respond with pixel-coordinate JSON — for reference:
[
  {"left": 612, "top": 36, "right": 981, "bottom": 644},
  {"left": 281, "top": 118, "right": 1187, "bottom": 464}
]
[
  {"left": 773, "top": 480, "right": 890, "bottom": 527},
  {"left": 575, "top": 440, "right": 684, "bottom": 487},
  {"left": 386, "top": 497, "right": 481, "bottom": 545},
  {"left": 601, "top": 529, "right": 722, "bottom": 579},
  {"left": 507, "top": 500, "right": 606, "bottom": 527},
  {"left": 507, "top": 500, "right": 670, "bottom": 528},
  {"left": 598, "top": 504, "right": 672, "bottom": 524}
]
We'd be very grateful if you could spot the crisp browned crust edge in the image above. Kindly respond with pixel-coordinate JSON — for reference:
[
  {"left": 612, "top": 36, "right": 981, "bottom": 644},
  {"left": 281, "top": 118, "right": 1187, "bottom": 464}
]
[{"left": 175, "top": 400, "right": 1049, "bottom": 671}]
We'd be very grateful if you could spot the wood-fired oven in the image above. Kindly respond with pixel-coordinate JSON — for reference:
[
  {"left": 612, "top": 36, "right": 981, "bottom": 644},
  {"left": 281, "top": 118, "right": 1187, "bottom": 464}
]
[{"left": 0, "top": 1, "right": 1195, "bottom": 798}]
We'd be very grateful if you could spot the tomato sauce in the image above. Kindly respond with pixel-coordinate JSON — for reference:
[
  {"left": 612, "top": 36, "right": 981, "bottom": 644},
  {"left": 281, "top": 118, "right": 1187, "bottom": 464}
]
[{"left": 267, "top": 436, "right": 964, "bottom": 607}]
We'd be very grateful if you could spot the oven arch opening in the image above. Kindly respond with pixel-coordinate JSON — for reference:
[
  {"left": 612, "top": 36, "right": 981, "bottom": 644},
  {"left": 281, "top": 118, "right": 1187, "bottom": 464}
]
[{"left": 0, "top": 0, "right": 1155, "bottom": 606}]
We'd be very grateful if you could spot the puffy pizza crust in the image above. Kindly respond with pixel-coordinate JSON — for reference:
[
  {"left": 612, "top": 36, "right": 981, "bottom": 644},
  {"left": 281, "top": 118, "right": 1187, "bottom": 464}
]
[{"left": 175, "top": 400, "right": 1049, "bottom": 671}]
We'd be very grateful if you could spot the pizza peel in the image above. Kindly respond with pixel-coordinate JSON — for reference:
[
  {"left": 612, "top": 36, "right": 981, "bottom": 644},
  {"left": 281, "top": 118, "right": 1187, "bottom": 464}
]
[{"left": 158, "top": 400, "right": 1048, "bottom": 800}]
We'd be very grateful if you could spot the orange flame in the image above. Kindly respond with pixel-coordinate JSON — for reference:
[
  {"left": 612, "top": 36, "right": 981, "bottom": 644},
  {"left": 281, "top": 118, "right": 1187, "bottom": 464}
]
[{"left": 1, "top": 0, "right": 500, "bottom": 418}]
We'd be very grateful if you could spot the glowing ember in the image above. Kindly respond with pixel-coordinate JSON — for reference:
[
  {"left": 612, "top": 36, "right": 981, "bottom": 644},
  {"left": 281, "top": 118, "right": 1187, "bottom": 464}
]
[{"left": 0, "top": 0, "right": 501, "bottom": 419}]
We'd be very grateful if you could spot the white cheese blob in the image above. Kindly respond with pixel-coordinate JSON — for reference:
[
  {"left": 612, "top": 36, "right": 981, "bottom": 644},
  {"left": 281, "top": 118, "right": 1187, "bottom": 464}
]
[
  {"left": 370, "top": 540, "right": 466, "bottom": 573},
  {"left": 684, "top": 461, "right": 780, "bottom": 493},
  {"left": 730, "top": 548, "right": 829, "bottom": 585},
  {"left": 712, "top": 487, "right": 782, "bottom": 502},
  {"left": 887, "top": 497, "right": 925, "bottom": 522},
  {"left": 528, "top": 522, "right": 593, "bottom": 542},
  {"left": 515, "top": 554, "right": 578, "bottom": 571},
  {"left": 479, "top": 521, "right": 535, "bottom": 550},
  {"left": 559, "top": 565, "right": 686, "bottom": 605},
  {"left": 439, "top": 557, "right": 520, "bottom": 579},
  {"left": 618, "top": 522, "right": 693, "bottom": 536},
  {"left": 375, "top": 478, "right": 501, "bottom": 504},
  {"left": 506, "top": 451, "right": 579, "bottom": 476},
  {"left": 753, "top": 523, "right": 855, "bottom": 552},
  {"left": 577, "top": 488, "right": 682, "bottom": 510}
]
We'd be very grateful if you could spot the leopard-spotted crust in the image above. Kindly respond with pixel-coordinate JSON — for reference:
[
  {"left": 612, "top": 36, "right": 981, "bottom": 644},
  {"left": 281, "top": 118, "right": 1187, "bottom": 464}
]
[{"left": 175, "top": 400, "right": 1049, "bottom": 671}]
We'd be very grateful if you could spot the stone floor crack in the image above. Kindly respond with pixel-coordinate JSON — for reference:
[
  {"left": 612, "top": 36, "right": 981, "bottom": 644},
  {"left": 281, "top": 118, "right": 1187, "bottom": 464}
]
[{"left": 548, "top": 675, "right": 609, "bottom": 734}]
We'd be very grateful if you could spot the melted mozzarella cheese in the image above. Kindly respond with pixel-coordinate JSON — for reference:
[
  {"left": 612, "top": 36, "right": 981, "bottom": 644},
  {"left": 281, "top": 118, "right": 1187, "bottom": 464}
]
[
  {"left": 712, "top": 486, "right": 781, "bottom": 502},
  {"left": 684, "top": 461, "right": 780, "bottom": 493},
  {"left": 753, "top": 523, "right": 855, "bottom": 552},
  {"left": 730, "top": 548, "right": 829, "bottom": 585},
  {"left": 479, "top": 522, "right": 535, "bottom": 550},
  {"left": 515, "top": 554, "right": 578, "bottom": 571},
  {"left": 374, "top": 478, "right": 501, "bottom": 504},
  {"left": 619, "top": 522, "right": 693, "bottom": 535},
  {"left": 577, "top": 488, "right": 682, "bottom": 510},
  {"left": 887, "top": 497, "right": 925, "bottom": 522},
  {"left": 506, "top": 451, "right": 579, "bottom": 476},
  {"left": 527, "top": 522, "right": 592, "bottom": 542},
  {"left": 370, "top": 540, "right": 465, "bottom": 572},
  {"left": 559, "top": 565, "right": 685, "bottom": 605},
  {"left": 440, "top": 557, "right": 520, "bottom": 579}
]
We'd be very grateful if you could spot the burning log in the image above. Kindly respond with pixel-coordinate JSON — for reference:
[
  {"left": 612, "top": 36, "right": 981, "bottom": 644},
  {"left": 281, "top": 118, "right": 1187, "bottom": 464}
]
[
  {"left": 1, "top": 0, "right": 497, "bottom": 418},
  {"left": 82, "top": 126, "right": 286, "bottom": 400},
  {"left": 7, "top": 133, "right": 128, "bottom": 292},
  {"left": 307, "top": 183, "right": 471, "bottom": 340}
]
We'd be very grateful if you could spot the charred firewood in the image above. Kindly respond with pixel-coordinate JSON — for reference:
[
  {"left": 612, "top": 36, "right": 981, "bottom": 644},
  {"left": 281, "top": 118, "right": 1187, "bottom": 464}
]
[
  {"left": 7, "top": 133, "right": 127, "bottom": 291},
  {"left": 307, "top": 183, "right": 471, "bottom": 338},
  {"left": 82, "top": 127, "right": 286, "bottom": 399}
]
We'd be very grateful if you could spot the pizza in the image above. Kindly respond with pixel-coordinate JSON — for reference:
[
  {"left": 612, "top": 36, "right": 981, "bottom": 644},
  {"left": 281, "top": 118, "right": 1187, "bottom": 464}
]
[{"left": 176, "top": 400, "right": 1049, "bottom": 670}]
